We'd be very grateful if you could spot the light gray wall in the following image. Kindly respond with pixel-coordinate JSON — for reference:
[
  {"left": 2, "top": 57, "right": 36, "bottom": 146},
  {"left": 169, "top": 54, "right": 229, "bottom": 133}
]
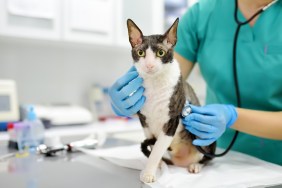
[
  {"left": 0, "top": 37, "right": 133, "bottom": 107},
  {"left": 0, "top": 37, "right": 206, "bottom": 108}
]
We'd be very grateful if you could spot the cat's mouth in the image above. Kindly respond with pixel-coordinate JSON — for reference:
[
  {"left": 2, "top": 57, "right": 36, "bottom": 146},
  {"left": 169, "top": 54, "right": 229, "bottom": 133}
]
[
  {"left": 146, "top": 69, "right": 155, "bottom": 74},
  {"left": 145, "top": 69, "right": 158, "bottom": 75},
  {"left": 137, "top": 66, "right": 160, "bottom": 77}
]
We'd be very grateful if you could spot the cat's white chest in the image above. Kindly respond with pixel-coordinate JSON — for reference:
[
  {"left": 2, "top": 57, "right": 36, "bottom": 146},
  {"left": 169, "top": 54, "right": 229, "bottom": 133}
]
[
  {"left": 139, "top": 60, "right": 181, "bottom": 137},
  {"left": 141, "top": 81, "right": 172, "bottom": 129}
]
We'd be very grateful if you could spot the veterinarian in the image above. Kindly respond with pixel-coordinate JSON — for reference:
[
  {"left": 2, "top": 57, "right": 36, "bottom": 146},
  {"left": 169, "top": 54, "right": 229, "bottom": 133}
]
[{"left": 109, "top": 0, "right": 282, "bottom": 165}]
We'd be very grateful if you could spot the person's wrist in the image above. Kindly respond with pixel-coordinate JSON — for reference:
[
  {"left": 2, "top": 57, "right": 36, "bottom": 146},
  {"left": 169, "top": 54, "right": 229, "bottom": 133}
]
[{"left": 225, "top": 105, "right": 238, "bottom": 128}]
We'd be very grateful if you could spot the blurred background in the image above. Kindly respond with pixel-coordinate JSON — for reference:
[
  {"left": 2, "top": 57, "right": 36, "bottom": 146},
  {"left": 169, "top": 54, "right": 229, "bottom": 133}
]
[
  {"left": 0, "top": 0, "right": 203, "bottom": 141},
  {"left": 0, "top": 0, "right": 208, "bottom": 169}
]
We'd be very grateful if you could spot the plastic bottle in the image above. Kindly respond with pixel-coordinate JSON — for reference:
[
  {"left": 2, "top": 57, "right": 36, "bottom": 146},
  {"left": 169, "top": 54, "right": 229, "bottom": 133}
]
[
  {"left": 14, "top": 122, "right": 30, "bottom": 152},
  {"left": 89, "top": 85, "right": 116, "bottom": 121},
  {"left": 89, "top": 84, "right": 104, "bottom": 121},
  {"left": 25, "top": 106, "right": 45, "bottom": 147}
]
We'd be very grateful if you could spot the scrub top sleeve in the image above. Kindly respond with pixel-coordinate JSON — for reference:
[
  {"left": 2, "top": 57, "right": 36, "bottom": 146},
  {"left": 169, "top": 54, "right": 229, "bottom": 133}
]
[{"left": 174, "top": 4, "right": 199, "bottom": 63}]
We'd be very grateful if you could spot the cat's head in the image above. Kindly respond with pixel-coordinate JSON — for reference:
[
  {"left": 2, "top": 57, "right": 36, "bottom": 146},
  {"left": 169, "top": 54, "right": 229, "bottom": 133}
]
[{"left": 127, "top": 18, "right": 179, "bottom": 77}]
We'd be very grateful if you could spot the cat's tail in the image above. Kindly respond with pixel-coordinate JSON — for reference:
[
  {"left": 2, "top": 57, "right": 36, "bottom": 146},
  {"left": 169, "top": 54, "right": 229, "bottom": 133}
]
[{"left": 141, "top": 138, "right": 173, "bottom": 165}]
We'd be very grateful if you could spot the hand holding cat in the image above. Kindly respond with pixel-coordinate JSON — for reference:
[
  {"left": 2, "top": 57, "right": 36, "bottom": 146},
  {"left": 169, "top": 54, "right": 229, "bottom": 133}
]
[
  {"left": 109, "top": 66, "right": 146, "bottom": 117},
  {"left": 182, "top": 104, "right": 238, "bottom": 146}
]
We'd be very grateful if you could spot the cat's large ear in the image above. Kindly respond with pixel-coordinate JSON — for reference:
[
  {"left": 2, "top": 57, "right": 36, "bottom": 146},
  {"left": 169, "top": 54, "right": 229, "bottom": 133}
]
[
  {"left": 163, "top": 18, "right": 179, "bottom": 48},
  {"left": 127, "top": 19, "right": 143, "bottom": 48}
]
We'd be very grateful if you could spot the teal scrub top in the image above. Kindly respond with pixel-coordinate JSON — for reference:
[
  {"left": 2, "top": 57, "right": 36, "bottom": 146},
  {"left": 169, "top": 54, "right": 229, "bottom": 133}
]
[{"left": 175, "top": 0, "right": 282, "bottom": 165}]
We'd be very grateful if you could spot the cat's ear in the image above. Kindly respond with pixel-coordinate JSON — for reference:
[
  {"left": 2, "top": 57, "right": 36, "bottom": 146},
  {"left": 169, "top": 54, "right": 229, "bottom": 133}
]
[
  {"left": 127, "top": 19, "right": 143, "bottom": 48},
  {"left": 163, "top": 18, "right": 179, "bottom": 48}
]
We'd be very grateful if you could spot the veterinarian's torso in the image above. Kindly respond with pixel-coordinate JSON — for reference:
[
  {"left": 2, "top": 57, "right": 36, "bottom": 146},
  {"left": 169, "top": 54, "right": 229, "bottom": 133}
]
[{"left": 175, "top": 0, "right": 282, "bottom": 165}]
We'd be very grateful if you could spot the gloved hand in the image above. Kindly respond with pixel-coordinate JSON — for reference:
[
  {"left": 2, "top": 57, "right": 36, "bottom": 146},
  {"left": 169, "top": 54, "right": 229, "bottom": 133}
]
[
  {"left": 182, "top": 104, "right": 238, "bottom": 146},
  {"left": 109, "top": 66, "right": 145, "bottom": 117}
]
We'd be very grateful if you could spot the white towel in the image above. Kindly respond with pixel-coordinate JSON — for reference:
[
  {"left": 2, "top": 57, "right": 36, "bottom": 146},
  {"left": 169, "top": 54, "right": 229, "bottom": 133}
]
[{"left": 79, "top": 145, "right": 282, "bottom": 188}]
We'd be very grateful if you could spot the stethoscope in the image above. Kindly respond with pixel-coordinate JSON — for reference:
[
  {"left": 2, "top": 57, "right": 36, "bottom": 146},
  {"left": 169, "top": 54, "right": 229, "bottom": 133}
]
[{"left": 182, "top": 0, "right": 279, "bottom": 158}]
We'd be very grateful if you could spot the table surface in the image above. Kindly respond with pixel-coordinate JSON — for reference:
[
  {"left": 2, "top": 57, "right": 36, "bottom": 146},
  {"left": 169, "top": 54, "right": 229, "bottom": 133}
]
[
  {"left": 0, "top": 138, "right": 150, "bottom": 188},
  {"left": 1, "top": 138, "right": 282, "bottom": 188}
]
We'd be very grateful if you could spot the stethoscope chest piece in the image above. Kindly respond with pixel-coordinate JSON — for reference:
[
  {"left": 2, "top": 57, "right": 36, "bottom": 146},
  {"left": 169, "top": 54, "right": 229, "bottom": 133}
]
[
  {"left": 182, "top": 101, "right": 192, "bottom": 117},
  {"left": 182, "top": 106, "right": 192, "bottom": 117}
]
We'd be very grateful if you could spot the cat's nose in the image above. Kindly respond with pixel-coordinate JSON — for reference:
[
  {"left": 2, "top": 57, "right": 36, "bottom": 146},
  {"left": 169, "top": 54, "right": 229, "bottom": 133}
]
[{"left": 146, "top": 64, "right": 155, "bottom": 69}]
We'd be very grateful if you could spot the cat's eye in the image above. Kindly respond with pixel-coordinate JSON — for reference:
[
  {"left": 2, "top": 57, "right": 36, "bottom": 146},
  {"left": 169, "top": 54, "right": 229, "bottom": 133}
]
[
  {"left": 137, "top": 50, "right": 145, "bottom": 57},
  {"left": 156, "top": 49, "right": 166, "bottom": 57}
]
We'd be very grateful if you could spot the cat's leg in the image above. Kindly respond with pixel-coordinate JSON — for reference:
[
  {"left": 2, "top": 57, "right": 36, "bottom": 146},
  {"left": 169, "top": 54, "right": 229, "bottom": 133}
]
[
  {"left": 143, "top": 127, "right": 155, "bottom": 153},
  {"left": 187, "top": 142, "right": 216, "bottom": 173},
  {"left": 143, "top": 127, "right": 154, "bottom": 139},
  {"left": 138, "top": 112, "right": 155, "bottom": 154},
  {"left": 170, "top": 129, "right": 205, "bottom": 174},
  {"left": 188, "top": 163, "right": 203, "bottom": 173},
  {"left": 137, "top": 112, "right": 153, "bottom": 138},
  {"left": 142, "top": 127, "right": 167, "bottom": 168},
  {"left": 140, "top": 131, "right": 173, "bottom": 183},
  {"left": 170, "top": 140, "right": 204, "bottom": 173},
  {"left": 140, "top": 116, "right": 180, "bottom": 183}
]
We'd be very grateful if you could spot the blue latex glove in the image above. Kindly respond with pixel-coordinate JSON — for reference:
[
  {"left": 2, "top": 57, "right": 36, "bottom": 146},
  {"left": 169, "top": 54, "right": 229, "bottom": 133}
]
[
  {"left": 182, "top": 104, "right": 238, "bottom": 146},
  {"left": 109, "top": 66, "right": 145, "bottom": 117}
]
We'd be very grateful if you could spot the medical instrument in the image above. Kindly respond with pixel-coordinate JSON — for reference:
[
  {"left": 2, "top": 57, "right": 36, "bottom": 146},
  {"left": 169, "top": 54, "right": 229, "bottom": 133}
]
[
  {"left": 37, "top": 137, "right": 98, "bottom": 156},
  {"left": 34, "top": 104, "right": 93, "bottom": 128},
  {"left": 0, "top": 80, "right": 20, "bottom": 122},
  {"left": 182, "top": 101, "right": 192, "bottom": 117},
  {"left": 190, "top": 0, "right": 279, "bottom": 158}
]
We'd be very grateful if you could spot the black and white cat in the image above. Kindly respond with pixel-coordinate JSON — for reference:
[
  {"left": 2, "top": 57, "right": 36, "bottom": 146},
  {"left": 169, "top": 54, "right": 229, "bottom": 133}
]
[{"left": 127, "top": 18, "right": 216, "bottom": 183}]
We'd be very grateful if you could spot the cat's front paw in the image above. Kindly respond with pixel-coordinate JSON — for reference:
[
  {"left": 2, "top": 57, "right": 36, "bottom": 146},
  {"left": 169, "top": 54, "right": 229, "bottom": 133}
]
[
  {"left": 140, "top": 170, "right": 156, "bottom": 183},
  {"left": 188, "top": 163, "right": 203, "bottom": 173}
]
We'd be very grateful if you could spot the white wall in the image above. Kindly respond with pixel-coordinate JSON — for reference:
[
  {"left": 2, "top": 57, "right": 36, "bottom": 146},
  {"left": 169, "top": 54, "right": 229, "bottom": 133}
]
[
  {"left": 0, "top": 37, "right": 206, "bottom": 108},
  {"left": 0, "top": 37, "right": 133, "bottom": 107}
]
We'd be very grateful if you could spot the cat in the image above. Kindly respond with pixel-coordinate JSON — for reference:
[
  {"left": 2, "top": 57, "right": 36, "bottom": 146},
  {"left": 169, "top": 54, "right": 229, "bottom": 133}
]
[{"left": 126, "top": 18, "right": 216, "bottom": 183}]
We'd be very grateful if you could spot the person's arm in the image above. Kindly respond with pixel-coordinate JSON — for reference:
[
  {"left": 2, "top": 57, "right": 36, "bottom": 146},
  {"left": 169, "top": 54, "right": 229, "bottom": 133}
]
[
  {"left": 182, "top": 103, "right": 282, "bottom": 146},
  {"left": 174, "top": 52, "right": 195, "bottom": 80},
  {"left": 232, "top": 108, "right": 282, "bottom": 140}
]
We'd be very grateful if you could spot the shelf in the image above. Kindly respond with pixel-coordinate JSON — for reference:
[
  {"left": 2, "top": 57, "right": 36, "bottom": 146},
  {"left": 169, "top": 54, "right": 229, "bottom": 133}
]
[
  {"left": 0, "top": 0, "right": 165, "bottom": 47},
  {"left": 0, "top": 0, "right": 61, "bottom": 40}
]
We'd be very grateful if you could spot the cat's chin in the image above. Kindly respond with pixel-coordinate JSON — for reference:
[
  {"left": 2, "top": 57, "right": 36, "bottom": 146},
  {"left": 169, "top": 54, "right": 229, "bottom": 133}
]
[
  {"left": 146, "top": 70, "right": 158, "bottom": 74},
  {"left": 142, "top": 70, "right": 160, "bottom": 77}
]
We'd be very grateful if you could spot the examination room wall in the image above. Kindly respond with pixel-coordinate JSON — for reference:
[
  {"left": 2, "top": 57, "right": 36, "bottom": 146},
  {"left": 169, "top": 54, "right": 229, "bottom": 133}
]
[
  {"left": 0, "top": 0, "right": 206, "bottom": 109},
  {"left": 0, "top": 38, "right": 132, "bottom": 107},
  {"left": 0, "top": 38, "right": 206, "bottom": 108}
]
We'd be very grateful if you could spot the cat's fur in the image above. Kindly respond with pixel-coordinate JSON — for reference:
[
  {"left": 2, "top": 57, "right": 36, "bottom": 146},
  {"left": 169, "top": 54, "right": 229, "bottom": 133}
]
[{"left": 127, "top": 18, "right": 216, "bottom": 183}]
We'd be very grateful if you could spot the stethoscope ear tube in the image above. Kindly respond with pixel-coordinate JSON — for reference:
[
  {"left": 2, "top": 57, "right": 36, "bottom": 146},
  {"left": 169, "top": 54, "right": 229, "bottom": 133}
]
[{"left": 194, "top": 0, "right": 278, "bottom": 158}]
